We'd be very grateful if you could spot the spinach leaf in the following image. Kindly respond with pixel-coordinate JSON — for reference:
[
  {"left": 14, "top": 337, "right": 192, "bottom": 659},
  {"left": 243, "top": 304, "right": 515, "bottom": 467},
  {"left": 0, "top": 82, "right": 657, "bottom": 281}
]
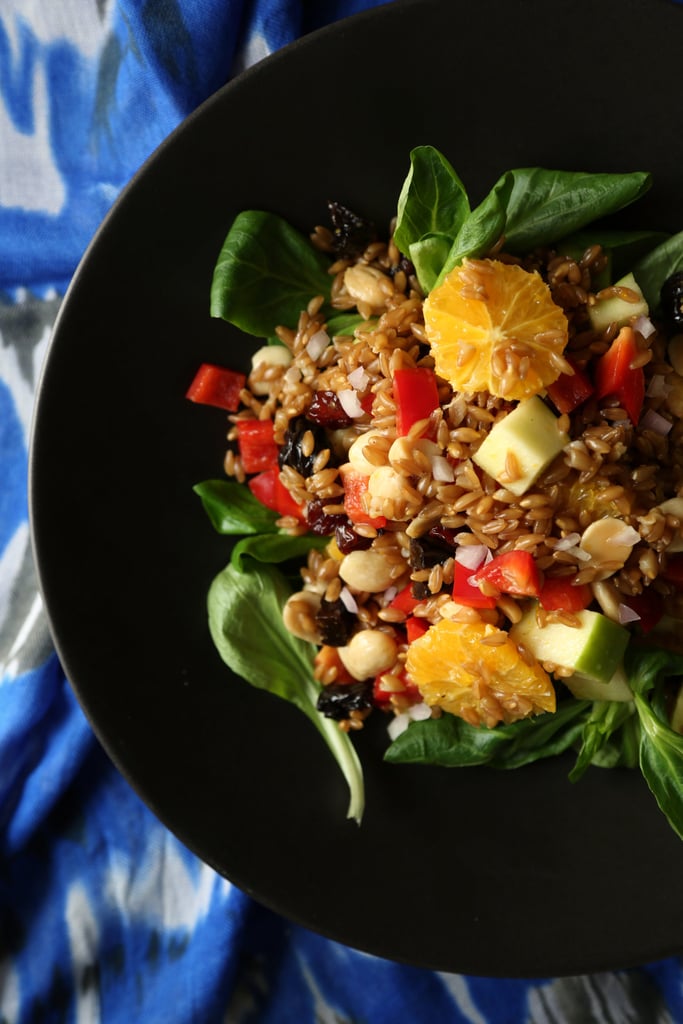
[
  {"left": 325, "top": 312, "right": 367, "bottom": 337},
  {"left": 193, "top": 479, "right": 279, "bottom": 535},
  {"left": 385, "top": 699, "right": 589, "bottom": 769},
  {"left": 210, "top": 210, "right": 332, "bottom": 336},
  {"left": 230, "top": 531, "right": 328, "bottom": 573},
  {"left": 632, "top": 229, "right": 683, "bottom": 311},
  {"left": 393, "top": 146, "right": 470, "bottom": 258},
  {"left": 435, "top": 171, "right": 514, "bottom": 286},
  {"left": 568, "top": 700, "right": 636, "bottom": 782},
  {"left": 408, "top": 233, "right": 453, "bottom": 294},
  {"left": 208, "top": 558, "right": 364, "bottom": 822},
  {"left": 501, "top": 168, "right": 652, "bottom": 254},
  {"left": 623, "top": 644, "right": 683, "bottom": 839}
]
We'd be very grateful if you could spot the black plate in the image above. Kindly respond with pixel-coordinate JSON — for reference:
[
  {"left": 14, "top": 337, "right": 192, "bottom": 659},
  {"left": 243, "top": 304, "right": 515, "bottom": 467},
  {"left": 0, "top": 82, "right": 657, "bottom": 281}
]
[{"left": 30, "top": 0, "right": 683, "bottom": 976}]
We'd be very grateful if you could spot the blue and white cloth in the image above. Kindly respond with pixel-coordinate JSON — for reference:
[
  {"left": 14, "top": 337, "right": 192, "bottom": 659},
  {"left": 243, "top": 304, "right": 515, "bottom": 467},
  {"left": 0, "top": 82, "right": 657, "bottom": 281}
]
[{"left": 2, "top": 3, "right": 683, "bottom": 1020}]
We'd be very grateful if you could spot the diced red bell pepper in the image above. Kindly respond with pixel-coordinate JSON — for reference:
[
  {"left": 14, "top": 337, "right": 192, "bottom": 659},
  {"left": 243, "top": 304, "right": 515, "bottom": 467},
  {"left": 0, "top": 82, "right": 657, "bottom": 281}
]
[
  {"left": 593, "top": 325, "right": 645, "bottom": 425},
  {"left": 389, "top": 584, "right": 420, "bottom": 614},
  {"left": 538, "top": 574, "right": 593, "bottom": 613},
  {"left": 471, "top": 550, "right": 541, "bottom": 598},
  {"left": 452, "top": 560, "right": 498, "bottom": 609},
  {"left": 393, "top": 367, "right": 440, "bottom": 437},
  {"left": 236, "top": 419, "right": 279, "bottom": 473},
  {"left": 621, "top": 591, "right": 664, "bottom": 634},
  {"left": 405, "top": 616, "right": 430, "bottom": 643},
  {"left": 248, "top": 468, "right": 306, "bottom": 521},
  {"left": 340, "top": 467, "right": 387, "bottom": 528},
  {"left": 546, "top": 360, "right": 594, "bottom": 414},
  {"left": 186, "top": 363, "right": 246, "bottom": 411}
]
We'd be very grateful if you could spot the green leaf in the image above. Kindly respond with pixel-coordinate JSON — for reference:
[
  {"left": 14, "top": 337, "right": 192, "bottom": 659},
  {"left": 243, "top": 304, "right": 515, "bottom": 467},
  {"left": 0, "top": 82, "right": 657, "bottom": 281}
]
[
  {"left": 193, "top": 479, "right": 279, "bottom": 535},
  {"left": 635, "top": 693, "right": 683, "bottom": 840},
  {"left": 408, "top": 233, "right": 453, "bottom": 293},
  {"left": 210, "top": 210, "right": 332, "bottom": 336},
  {"left": 632, "top": 229, "right": 683, "bottom": 311},
  {"left": 568, "top": 700, "right": 636, "bottom": 782},
  {"left": 502, "top": 168, "right": 652, "bottom": 254},
  {"left": 325, "top": 312, "right": 367, "bottom": 337},
  {"left": 385, "top": 699, "right": 590, "bottom": 769},
  {"left": 230, "top": 531, "right": 329, "bottom": 573},
  {"left": 557, "top": 228, "right": 669, "bottom": 284},
  {"left": 393, "top": 146, "right": 470, "bottom": 258},
  {"left": 435, "top": 171, "right": 514, "bottom": 285},
  {"left": 208, "top": 559, "right": 364, "bottom": 822}
]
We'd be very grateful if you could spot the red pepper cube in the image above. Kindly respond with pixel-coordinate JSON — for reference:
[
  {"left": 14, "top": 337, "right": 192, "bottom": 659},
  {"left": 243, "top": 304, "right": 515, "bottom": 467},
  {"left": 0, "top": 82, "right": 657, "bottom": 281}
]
[
  {"left": 452, "top": 560, "right": 497, "bottom": 609},
  {"left": 186, "top": 363, "right": 246, "bottom": 411},
  {"left": 236, "top": 419, "right": 280, "bottom": 473},
  {"left": 389, "top": 584, "right": 420, "bottom": 615},
  {"left": 546, "top": 360, "right": 594, "bottom": 414},
  {"left": 538, "top": 574, "right": 593, "bottom": 613},
  {"left": 594, "top": 325, "right": 645, "bottom": 425},
  {"left": 393, "top": 367, "right": 440, "bottom": 436},
  {"left": 471, "top": 550, "right": 541, "bottom": 598},
  {"left": 340, "top": 466, "right": 387, "bottom": 528},
  {"left": 248, "top": 468, "right": 306, "bottom": 521},
  {"left": 405, "top": 616, "right": 430, "bottom": 643}
]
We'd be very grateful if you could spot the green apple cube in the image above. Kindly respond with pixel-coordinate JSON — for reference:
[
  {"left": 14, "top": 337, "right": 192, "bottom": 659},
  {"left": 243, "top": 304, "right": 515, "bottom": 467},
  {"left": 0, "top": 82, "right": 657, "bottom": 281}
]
[
  {"left": 588, "top": 272, "right": 649, "bottom": 332},
  {"left": 509, "top": 604, "right": 630, "bottom": 685},
  {"left": 473, "top": 395, "right": 569, "bottom": 496}
]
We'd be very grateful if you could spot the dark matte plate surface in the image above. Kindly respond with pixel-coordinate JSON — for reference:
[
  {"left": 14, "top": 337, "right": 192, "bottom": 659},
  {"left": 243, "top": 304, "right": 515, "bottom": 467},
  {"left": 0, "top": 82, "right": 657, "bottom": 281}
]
[{"left": 30, "top": 0, "right": 683, "bottom": 976}]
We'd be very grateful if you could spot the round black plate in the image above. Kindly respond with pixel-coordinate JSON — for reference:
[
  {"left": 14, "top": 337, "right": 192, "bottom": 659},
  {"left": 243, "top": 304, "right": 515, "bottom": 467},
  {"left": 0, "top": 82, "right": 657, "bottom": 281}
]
[{"left": 30, "top": 0, "right": 683, "bottom": 976}]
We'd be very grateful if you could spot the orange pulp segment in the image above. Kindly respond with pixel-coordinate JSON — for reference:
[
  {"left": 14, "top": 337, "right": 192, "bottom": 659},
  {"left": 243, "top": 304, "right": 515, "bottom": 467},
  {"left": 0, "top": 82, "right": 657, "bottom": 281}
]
[
  {"left": 406, "top": 618, "right": 556, "bottom": 728},
  {"left": 423, "top": 259, "right": 570, "bottom": 401}
]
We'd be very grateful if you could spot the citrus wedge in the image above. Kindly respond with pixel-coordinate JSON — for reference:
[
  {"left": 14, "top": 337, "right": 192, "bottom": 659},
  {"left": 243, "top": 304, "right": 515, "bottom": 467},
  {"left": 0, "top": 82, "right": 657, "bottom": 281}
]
[
  {"left": 406, "top": 618, "right": 556, "bottom": 728},
  {"left": 423, "top": 258, "right": 569, "bottom": 401}
]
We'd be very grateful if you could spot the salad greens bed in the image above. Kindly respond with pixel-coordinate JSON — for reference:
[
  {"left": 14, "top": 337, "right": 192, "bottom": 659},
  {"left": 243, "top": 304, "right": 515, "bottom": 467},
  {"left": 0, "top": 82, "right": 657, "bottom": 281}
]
[{"left": 194, "top": 147, "right": 683, "bottom": 833}]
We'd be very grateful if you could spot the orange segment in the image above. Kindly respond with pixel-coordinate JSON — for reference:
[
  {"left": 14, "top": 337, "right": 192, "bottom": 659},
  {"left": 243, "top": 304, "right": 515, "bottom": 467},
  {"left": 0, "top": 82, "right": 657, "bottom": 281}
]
[
  {"left": 423, "top": 259, "right": 569, "bottom": 401},
  {"left": 406, "top": 618, "right": 555, "bottom": 728}
]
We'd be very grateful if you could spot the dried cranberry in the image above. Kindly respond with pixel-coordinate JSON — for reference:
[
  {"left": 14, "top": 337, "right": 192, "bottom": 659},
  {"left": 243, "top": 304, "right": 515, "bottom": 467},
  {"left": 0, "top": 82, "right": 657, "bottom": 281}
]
[
  {"left": 278, "top": 415, "right": 331, "bottom": 476},
  {"left": 334, "top": 521, "right": 373, "bottom": 554},
  {"left": 661, "top": 271, "right": 683, "bottom": 328},
  {"left": 327, "top": 201, "right": 377, "bottom": 260},
  {"left": 315, "top": 598, "right": 356, "bottom": 647},
  {"left": 317, "top": 680, "right": 373, "bottom": 720},
  {"left": 306, "top": 498, "right": 348, "bottom": 536},
  {"left": 307, "top": 390, "right": 353, "bottom": 429}
]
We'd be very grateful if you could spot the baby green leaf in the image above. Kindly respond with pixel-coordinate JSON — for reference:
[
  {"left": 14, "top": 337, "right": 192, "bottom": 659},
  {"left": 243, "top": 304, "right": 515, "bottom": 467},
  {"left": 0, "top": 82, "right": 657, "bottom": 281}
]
[
  {"left": 208, "top": 559, "right": 364, "bottom": 822},
  {"left": 393, "top": 145, "right": 470, "bottom": 258},
  {"left": 632, "top": 229, "right": 683, "bottom": 310},
  {"left": 193, "top": 479, "right": 279, "bottom": 535},
  {"left": 502, "top": 168, "right": 652, "bottom": 254},
  {"left": 435, "top": 171, "right": 514, "bottom": 285},
  {"left": 210, "top": 210, "right": 332, "bottom": 336}
]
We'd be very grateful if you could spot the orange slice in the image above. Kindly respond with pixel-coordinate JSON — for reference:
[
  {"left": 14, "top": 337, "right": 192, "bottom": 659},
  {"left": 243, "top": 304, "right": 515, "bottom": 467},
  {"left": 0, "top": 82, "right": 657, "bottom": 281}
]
[
  {"left": 406, "top": 618, "right": 555, "bottom": 728},
  {"left": 423, "top": 259, "right": 569, "bottom": 401}
]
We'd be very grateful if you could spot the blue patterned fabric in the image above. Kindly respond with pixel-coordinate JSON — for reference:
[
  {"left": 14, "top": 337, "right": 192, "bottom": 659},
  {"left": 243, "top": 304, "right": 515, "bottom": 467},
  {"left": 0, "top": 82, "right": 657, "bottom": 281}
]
[{"left": 2, "top": 3, "right": 683, "bottom": 1021}]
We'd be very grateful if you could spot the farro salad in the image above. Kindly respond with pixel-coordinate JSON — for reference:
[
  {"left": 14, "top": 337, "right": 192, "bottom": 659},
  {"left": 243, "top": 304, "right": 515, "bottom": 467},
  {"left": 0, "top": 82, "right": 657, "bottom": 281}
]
[{"left": 188, "top": 146, "right": 683, "bottom": 832}]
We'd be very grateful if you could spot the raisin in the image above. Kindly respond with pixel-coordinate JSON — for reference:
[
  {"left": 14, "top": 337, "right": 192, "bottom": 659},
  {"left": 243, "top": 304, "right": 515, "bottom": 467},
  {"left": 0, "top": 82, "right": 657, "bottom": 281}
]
[
  {"left": 315, "top": 597, "right": 356, "bottom": 647},
  {"left": 307, "top": 390, "right": 353, "bottom": 429},
  {"left": 306, "top": 498, "right": 348, "bottom": 536},
  {"left": 278, "top": 415, "right": 331, "bottom": 476},
  {"left": 661, "top": 271, "right": 683, "bottom": 328},
  {"left": 327, "top": 201, "right": 377, "bottom": 260},
  {"left": 334, "top": 521, "right": 373, "bottom": 554},
  {"left": 409, "top": 533, "right": 454, "bottom": 571},
  {"left": 317, "top": 681, "right": 373, "bottom": 721}
]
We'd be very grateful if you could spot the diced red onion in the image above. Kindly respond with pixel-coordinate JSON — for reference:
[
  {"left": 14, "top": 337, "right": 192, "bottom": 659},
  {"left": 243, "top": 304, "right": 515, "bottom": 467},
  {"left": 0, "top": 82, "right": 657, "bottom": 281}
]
[
  {"left": 646, "top": 374, "right": 671, "bottom": 399},
  {"left": 634, "top": 315, "right": 656, "bottom": 339},
  {"left": 431, "top": 455, "right": 455, "bottom": 482},
  {"left": 640, "top": 407, "right": 673, "bottom": 436},
  {"left": 618, "top": 603, "right": 641, "bottom": 625},
  {"left": 608, "top": 525, "right": 641, "bottom": 548},
  {"left": 384, "top": 585, "right": 398, "bottom": 603},
  {"left": 305, "top": 329, "right": 329, "bottom": 360},
  {"left": 408, "top": 702, "right": 432, "bottom": 721},
  {"left": 337, "top": 388, "right": 364, "bottom": 418},
  {"left": 347, "top": 366, "right": 369, "bottom": 391},
  {"left": 339, "top": 586, "right": 359, "bottom": 613},
  {"left": 387, "top": 712, "right": 411, "bottom": 740},
  {"left": 555, "top": 533, "right": 581, "bottom": 551},
  {"left": 455, "top": 544, "right": 489, "bottom": 570}
]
